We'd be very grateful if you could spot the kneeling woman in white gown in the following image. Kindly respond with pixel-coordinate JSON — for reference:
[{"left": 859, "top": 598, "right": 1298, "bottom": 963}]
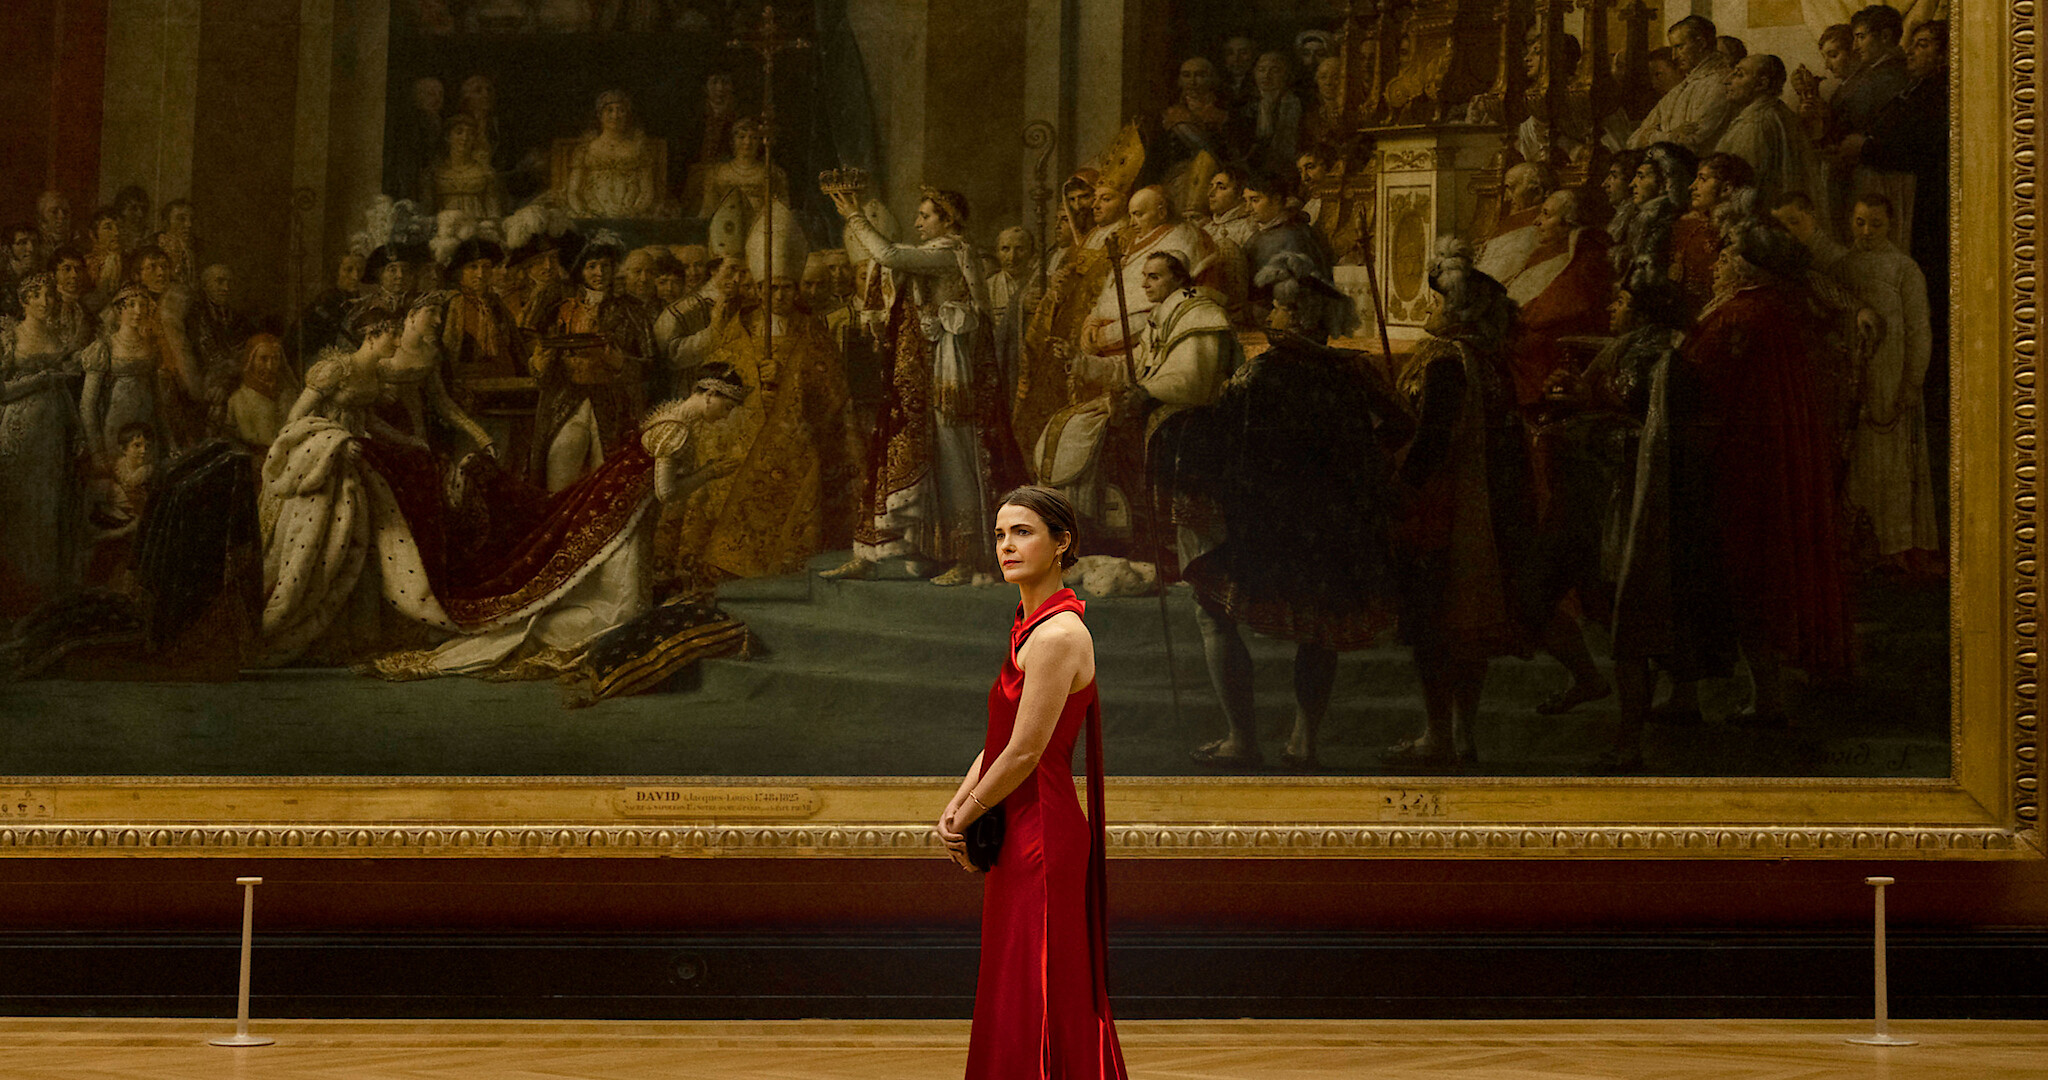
[{"left": 258, "top": 348, "right": 745, "bottom": 673}]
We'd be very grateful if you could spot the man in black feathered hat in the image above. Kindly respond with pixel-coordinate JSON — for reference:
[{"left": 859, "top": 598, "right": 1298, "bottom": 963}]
[
  {"left": 503, "top": 231, "right": 576, "bottom": 332},
  {"left": 527, "top": 237, "right": 657, "bottom": 491},
  {"left": 441, "top": 236, "right": 530, "bottom": 466},
  {"left": 443, "top": 238, "right": 520, "bottom": 373},
  {"left": 347, "top": 244, "right": 421, "bottom": 340}
]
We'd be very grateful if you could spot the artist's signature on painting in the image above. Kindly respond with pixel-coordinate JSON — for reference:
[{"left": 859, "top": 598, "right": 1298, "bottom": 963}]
[{"left": 1816, "top": 742, "right": 1941, "bottom": 774}]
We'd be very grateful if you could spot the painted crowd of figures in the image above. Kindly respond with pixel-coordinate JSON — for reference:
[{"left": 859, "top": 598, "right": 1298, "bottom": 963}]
[{"left": 0, "top": 8, "right": 1950, "bottom": 768}]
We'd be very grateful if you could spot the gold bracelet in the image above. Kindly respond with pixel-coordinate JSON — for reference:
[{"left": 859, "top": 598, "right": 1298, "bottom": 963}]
[{"left": 967, "top": 792, "right": 990, "bottom": 811}]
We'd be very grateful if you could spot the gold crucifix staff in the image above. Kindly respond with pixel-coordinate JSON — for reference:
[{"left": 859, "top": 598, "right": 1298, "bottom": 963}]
[{"left": 730, "top": 5, "right": 811, "bottom": 377}]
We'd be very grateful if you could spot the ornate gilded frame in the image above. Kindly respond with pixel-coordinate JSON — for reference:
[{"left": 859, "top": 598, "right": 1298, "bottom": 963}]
[{"left": 0, "top": 3, "right": 2037, "bottom": 860}]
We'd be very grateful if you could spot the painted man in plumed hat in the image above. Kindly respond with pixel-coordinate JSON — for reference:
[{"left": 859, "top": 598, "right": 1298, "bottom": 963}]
[{"left": 527, "top": 236, "right": 657, "bottom": 492}]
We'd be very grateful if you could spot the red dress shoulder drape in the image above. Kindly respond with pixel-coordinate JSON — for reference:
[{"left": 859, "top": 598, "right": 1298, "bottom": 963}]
[{"left": 965, "top": 587, "right": 1127, "bottom": 1080}]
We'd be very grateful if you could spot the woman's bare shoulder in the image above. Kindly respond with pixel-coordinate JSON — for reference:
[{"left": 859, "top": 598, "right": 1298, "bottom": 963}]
[
  {"left": 1038, "top": 608, "right": 1092, "bottom": 641},
  {"left": 1020, "top": 610, "right": 1093, "bottom": 664}
]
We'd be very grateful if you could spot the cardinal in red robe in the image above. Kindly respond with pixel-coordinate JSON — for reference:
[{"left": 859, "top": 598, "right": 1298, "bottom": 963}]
[{"left": 1499, "top": 191, "right": 1616, "bottom": 409}]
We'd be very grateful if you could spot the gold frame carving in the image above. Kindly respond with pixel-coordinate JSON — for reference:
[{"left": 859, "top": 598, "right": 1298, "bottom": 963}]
[{"left": 0, "top": 2, "right": 2038, "bottom": 861}]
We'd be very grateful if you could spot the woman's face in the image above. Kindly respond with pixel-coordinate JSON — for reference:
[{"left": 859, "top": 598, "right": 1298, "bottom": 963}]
[
  {"left": 20, "top": 284, "right": 51, "bottom": 321},
  {"left": 599, "top": 101, "right": 629, "bottom": 134},
  {"left": 733, "top": 124, "right": 762, "bottom": 162},
  {"left": 994, "top": 502, "right": 1065, "bottom": 584},
  {"left": 1631, "top": 163, "right": 1663, "bottom": 204},
  {"left": 702, "top": 391, "right": 741, "bottom": 423},
  {"left": 116, "top": 297, "right": 145, "bottom": 332},
  {"left": 448, "top": 122, "right": 476, "bottom": 158},
  {"left": 367, "top": 327, "right": 401, "bottom": 357}
]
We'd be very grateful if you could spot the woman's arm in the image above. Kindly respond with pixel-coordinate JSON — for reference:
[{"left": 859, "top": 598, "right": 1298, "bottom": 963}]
[
  {"left": 284, "top": 382, "right": 329, "bottom": 425},
  {"left": 366, "top": 409, "right": 425, "bottom": 448},
  {"left": 950, "top": 751, "right": 986, "bottom": 808},
  {"left": 426, "top": 367, "right": 495, "bottom": 455},
  {"left": 0, "top": 336, "right": 51, "bottom": 403},
  {"left": 653, "top": 454, "right": 737, "bottom": 503},
  {"left": 79, "top": 369, "right": 108, "bottom": 460},
  {"left": 952, "top": 615, "right": 1090, "bottom": 825}
]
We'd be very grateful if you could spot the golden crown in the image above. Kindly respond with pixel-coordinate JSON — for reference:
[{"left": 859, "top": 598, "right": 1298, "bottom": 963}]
[{"left": 817, "top": 167, "right": 869, "bottom": 197}]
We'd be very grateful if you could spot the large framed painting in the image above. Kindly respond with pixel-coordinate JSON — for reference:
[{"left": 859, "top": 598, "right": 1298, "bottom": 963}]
[{"left": 0, "top": 0, "right": 2035, "bottom": 859}]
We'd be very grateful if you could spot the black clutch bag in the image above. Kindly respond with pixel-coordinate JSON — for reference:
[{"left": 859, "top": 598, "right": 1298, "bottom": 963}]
[{"left": 964, "top": 802, "right": 1006, "bottom": 871}]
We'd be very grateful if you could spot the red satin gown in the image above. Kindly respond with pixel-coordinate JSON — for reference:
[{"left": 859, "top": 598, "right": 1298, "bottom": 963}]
[{"left": 965, "top": 588, "right": 1128, "bottom": 1079}]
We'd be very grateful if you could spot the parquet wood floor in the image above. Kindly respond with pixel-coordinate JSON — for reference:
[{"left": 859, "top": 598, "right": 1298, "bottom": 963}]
[{"left": 0, "top": 1018, "right": 2040, "bottom": 1079}]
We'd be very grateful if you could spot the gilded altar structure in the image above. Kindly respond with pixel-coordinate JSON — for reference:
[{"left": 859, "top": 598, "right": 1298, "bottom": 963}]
[{"left": 1312, "top": 0, "right": 1659, "bottom": 331}]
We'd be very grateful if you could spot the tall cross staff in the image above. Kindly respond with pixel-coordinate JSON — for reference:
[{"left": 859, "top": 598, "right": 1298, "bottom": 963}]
[
  {"left": 1021, "top": 120, "right": 1058, "bottom": 297},
  {"left": 730, "top": 5, "right": 811, "bottom": 376}
]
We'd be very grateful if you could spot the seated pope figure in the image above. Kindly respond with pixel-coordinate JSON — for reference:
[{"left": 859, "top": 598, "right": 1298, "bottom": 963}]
[
  {"left": 1078, "top": 186, "right": 1218, "bottom": 364},
  {"left": 1037, "top": 250, "right": 1241, "bottom": 543}
]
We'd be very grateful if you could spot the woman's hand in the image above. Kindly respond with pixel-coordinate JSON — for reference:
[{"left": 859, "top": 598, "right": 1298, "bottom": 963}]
[{"left": 935, "top": 803, "right": 974, "bottom": 872}]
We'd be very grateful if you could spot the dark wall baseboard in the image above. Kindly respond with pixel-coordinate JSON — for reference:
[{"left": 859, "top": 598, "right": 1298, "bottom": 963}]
[{"left": 5, "top": 929, "right": 2043, "bottom": 1020}]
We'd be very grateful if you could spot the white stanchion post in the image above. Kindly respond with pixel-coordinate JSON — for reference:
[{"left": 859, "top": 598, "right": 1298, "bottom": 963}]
[
  {"left": 210, "top": 876, "right": 276, "bottom": 1047},
  {"left": 1846, "top": 875, "right": 1915, "bottom": 1047}
]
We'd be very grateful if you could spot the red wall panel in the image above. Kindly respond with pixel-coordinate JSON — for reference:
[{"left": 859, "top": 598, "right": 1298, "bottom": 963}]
[{"left": 0, "top": 857, "right": 2042, "bottom": 935}]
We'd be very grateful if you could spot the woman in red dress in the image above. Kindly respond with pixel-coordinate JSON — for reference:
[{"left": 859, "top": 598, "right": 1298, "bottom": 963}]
[{"left": 938, "top": 484, "right": 1127, "bottom": 1079}]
